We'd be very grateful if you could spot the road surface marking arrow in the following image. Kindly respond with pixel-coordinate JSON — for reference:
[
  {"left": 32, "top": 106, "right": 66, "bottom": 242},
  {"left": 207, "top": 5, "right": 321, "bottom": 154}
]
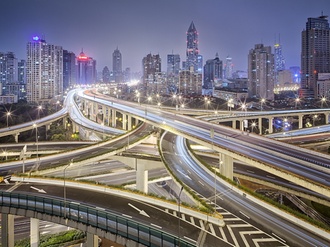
[
  {"left": 30, "top": 186, "right": 46, "bottom": 193},
  {"left": 128, "top": 203, "right": 150, "bottom": 217}
]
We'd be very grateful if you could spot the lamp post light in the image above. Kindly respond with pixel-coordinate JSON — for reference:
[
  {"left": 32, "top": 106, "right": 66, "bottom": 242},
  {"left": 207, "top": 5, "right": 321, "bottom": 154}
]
[
  {"left": 251, "top": 122, "right": 257, "bottom": 133},
  {"left": 6, "top": 112, "right": 11, "bottom": 127},
  {"left": 260, "top": 98, "right": 266, "bottom": 111},
  {"left": 321, "top": 97, "right": 327, "bottom": 108},
  {"left": 295, "top": 98, "right": 300, "bottom": 109},
  {"left": 313, "top": 114, "right": 318, "bottom": 127},
  {"left": 64, "top": 159, "right": 73, "bottom": 219},
  {"left": 178, "top": 186, "right": 184, "bottom": 246}
]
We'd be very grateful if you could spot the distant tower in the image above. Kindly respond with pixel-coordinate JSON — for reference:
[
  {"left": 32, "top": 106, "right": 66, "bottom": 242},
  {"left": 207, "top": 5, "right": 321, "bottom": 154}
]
[
  {"left": 224, "top": 55, "right": 233, "bottom": 79},
  {"left": 203, "top": 53, "right": 223, "bottom": 96},
  {"left": 113, "top": 47, "right": 122, "bottom": 83},
  {"left": 0, "top": 52, "right": 17, "bottom": 95},
  {"left": 76, "top": 50, "right": 96, "bottom": 85},
  {"left": 248, "top": 44, "right": 275, "bottom": 100},
  {"left": 142, "top": 53, "right": 161, "bottom": 94},
  {"left": 186, "top": 21, "right": 199, "bottom": 73},
  {"left": 274, "top": 36, "right": 285, "bottom": 85},
  {"left": 300, "top": 14, "right": 330, "bottom": 98},
  {"left": 26, "top": 36, "right": 63, "bottom": 103},
  {"left": 63, "top": 50, "right": 76, "bottom": 90},
  {"left": 102, "top": 66, "right": 110, "bottom": 83},
  {"left": 167, "top": 53, "right": 180, "bottom": 76}
]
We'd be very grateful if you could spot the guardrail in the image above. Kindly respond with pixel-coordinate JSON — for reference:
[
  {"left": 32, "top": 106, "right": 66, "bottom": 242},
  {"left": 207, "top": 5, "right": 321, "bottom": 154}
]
[{"left": 0, "top": 191, "right": 195, "bottom": 247}]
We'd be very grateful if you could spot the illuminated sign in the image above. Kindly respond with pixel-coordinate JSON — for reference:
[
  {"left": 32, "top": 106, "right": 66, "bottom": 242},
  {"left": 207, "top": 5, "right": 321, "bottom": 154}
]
[
  {"left": 78, "top": 56, "right": 88, "bottom": 60},
  {"left": 32, "top": 36, "right": 40, "bottom": 41}
]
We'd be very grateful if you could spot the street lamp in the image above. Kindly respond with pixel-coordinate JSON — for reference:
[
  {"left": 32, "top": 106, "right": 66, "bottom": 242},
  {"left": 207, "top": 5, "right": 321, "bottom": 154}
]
[
  {"left": 260, "top": 98, "right": 266, "bottom": 111},
  {"left": 251, "top": 122, "right": 257, "bottom": 133},
  {"left": 295, "top": 98, "right": 300, "bottom": 109},
  {"left": 64, "top": 159, "right": 73, "bottom": 219},
  {"left": 178, "top": 186, "right": 183, "bottom": 246},
  {"left": 6, "top": 112, "right": 11, "bottom": 127},
  {"left": 321, "top": 97, "right": 327, "bottom": 108}
]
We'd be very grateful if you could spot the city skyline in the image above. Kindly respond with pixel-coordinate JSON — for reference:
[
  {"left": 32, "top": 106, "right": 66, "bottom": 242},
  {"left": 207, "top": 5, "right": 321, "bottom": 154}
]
[{"left": 1, "top": 0, "right": 330, "bottom": 73}]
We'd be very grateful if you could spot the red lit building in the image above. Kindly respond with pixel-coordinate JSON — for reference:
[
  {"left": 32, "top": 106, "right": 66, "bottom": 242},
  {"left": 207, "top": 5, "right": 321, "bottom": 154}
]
[{"left": 77, "top": 51, "right": 96, "bottom": 85}]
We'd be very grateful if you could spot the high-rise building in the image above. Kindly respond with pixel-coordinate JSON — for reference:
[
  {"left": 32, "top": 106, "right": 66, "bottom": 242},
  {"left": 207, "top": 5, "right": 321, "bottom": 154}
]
[
  {"left": 17, "top": 59, "right": 26, "bottom": 100},
  {"left": 248, "top": 44, "right": 275, "bottom": 100},
  {"left": 179, "top": 67, "right": 202, "bottom": 96},
  {"left": 142, "top": 53, "right": 161, "bottom": 94},
  {"left": 0, "top": 52, "right": 18, "bottom": 95},
  {"left": 63, "top": 50, "right": 76, "bottom": 90},
  {"left": 113, "top": 48, "right": 122, "bottom": 83},
  {"left": 224, "top": 55, "right": 233, "bottom": 79},
  {"left": 301, "top": 14, "right": 330, "bottom": 98},
  {"left": 186, "top": 21, "right": 199, "bottom": 73},
  {"left": 76, "top": 50, "right": 96, "bottom": 85},
  {"left": 203, "top": 53, "right": 223, "bottom": 96},
  {"left": 26, "top": 36, "right": 63, "bottom": 103},
  {"left": 102, "top": 66, "right": 110, "bottom": 83},
  {"left": 167, "top": 54, "right": 180, "bottom": 76}
]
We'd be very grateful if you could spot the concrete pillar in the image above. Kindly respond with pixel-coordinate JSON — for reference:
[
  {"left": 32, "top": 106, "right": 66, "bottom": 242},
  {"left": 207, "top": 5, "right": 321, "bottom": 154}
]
[
  {"left": 102, "top": 105, "right": 106, "bottom": 125},
  {"left": 86, "top": 232, "right": 98, "bottom": 247},
  {"left": 122, "top": 114, "right": 127, "bottom": 130},
  {"left": 298, "top": 114, "right": 303, "bottom": 129},
  {"left": 46, "top": 124, "right": 51, "bottom": 131},
  {"left": 63, "top": 118, "right": 67, "bottom": 128},
  {"left": 232, "top": 120, "right": 236, "bottom": 129},
  {"left": 239, "top": 120, "right": 243, "bottom": 131},
  {"left": 219, "top": 153, "right": 233, "bottom": 180},
  {"left": 14, "top": 133, "right": 19, "bottom": 143},
  {"left": 1, "top": 213, "right": 14, "bottom": 247},
  {"left": 106, "top": 107, "right": 110, "bottom": 126},
  {"left": 258, "top": 117, "right": 262, "bottom": 134},
  {"left": 127, "top": 115, "right": 132, "bottom": 130},
  {"left": 30, "top": 218, "right": 40, "bottom": 247},
  {"left": 136, "top": 161, "right": 148, "bottom": 193},
  {"left": 112, "top": 110, "right": 116, "bottom": 127},
  {"left": 268, "top": 117, "right": 273, "bottom": 134}
]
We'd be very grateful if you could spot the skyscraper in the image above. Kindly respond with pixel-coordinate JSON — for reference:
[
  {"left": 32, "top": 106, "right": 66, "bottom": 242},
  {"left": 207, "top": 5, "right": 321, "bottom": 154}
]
[
  {"left": 186, "top": 21, "right": 199, "bottom": 73},
  {"left": 203, "top": 53, "right": 222, "bottom": 96},
  {"left": 301, "top": 14, "right": 330, "bottom": 98},
  {"left": 26, "top": 36, "right": 63, "bottom": 103},
  {"left": 248, "top": 44, "right": 275, "bottom": 100},
  {"left": 142, "top": 53, "right": 161, "bottom": 94},
  {"left": 76, "top": 50, "right": 96, "bottom": 85},
  {"left": 167, "top": 54, "right": 180, "bottom": 76},
  {"left": 224, "top": 55, "right": 233, "bottom": 79},
  {"left": 113, "top": 48, "right": 122, "bottom": 83},
  {"left": 102, "top": 66, "right": 110, "bottom": 83},
  {"left": 63, "top": 50, "right": 76, "bottom": 90}
]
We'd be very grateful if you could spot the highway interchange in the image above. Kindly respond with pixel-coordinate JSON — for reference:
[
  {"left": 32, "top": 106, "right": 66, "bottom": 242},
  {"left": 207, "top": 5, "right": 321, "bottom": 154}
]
[{"left": 0, "top": 88, "right": 329, "bottom": 246}]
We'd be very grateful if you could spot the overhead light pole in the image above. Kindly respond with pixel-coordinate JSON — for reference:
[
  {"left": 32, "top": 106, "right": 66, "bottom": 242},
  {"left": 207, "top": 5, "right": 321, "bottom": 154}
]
[
  {"left": 6, "top": 112, "right": 11, "bottom": 127},
  {"left": 178, "top": 186, "right": 183, "bottom": 246}
]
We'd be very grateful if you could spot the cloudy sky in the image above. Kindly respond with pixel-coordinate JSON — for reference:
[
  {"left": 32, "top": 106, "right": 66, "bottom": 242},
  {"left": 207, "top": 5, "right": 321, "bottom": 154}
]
[{"left": 1, "top": 0, "right": 330, "bottom": 73}]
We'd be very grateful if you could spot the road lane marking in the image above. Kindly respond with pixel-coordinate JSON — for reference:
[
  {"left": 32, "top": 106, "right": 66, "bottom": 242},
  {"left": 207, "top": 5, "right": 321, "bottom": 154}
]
[
  {"left": 122, "top": 214, "right": 132, "bottom": 218},
  {"left": 151, "top": 223, "right": 162, "bottom": 229},
  {"left": 239, "top": 211, "right": 250, "bottom": 219}
]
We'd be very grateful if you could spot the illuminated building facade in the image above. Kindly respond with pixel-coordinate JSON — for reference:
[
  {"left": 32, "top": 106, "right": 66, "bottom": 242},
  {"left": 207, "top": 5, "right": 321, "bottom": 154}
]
[
  {"left": 26, "top": 36, "right": 63, "bottom": 103},
  {"left": 248, "top": 44, "right": 274, "bottom": 100},
  {"left": 224, "top": 55, "right": 233, "bottom": 79},
  {"left": 179, "top": 67, "right": 202, "bottom": 96},
  {"left": 186, "top": 21, "right": 199, "bottom": 73},
  {"left": 0, "top": 52, "right": 17, "bottom": 95},
  {"left": 77, "top": 51, "right": 96, "bottom": 85},
  {"left": 142, "top": 53, "right": 161, "bottom": 94},
  {"left": 203, "top": 53, "right": 223, "bottom": 95},
  {"left": 63, "top": 50, "right": 76, "bottom": 90},
  {"left": 301, "top": 14, "right": 330, "bottom": 98},
  {"left": 113, "top": 48, "right": 122, "bottom": 83}
]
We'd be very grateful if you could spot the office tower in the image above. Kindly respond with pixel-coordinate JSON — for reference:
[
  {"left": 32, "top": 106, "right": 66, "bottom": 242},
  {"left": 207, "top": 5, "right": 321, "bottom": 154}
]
[
  {"left": 102, "top": 66, "right": 110, "bottom": 83},
  {"left": 0, "top": 52, "right": 18, "bottom": 95},
  {"left": 76, "top": 50, "right": 96, "bottom": 85},
  {"left": 203, "top": 53, "right": 223, "bottom": 96},
  {"left": 26, "top": 36, "right": 63, "bottom": 103},
  {"left": 186, "top": 21, "right": 199, "bottom": 73},
  {"left": 123, "top": 67, "right": 131, "bottom": 83},
  {"left": 167, "top": 54, "right": 180, "bottom": 76},
  {"left": 248, "top": 44, "right": 275, "bottom": 100},
  {"left": 301, "top": 14, "right": 330, "bottom": 98},
  {"left": 142, "top": 53, "right": 161, "bottom": 94},
  {"left": 224, "top": 55, "right": 233, "bottom": 79},
  {"left": 17, "top": 59, "right": 26, "bottom": 100},
  {"left": 63, "top": 50, "right": 76, "bottom": 90},
  {"left": 113, "top": 48, "right": 122, "bottom": 83},
  {"left": 197, "top": 54, "right": 203, "bottom": 74},
  {"left": 179, "top": 67, "right": 202, "bottom": 96}
]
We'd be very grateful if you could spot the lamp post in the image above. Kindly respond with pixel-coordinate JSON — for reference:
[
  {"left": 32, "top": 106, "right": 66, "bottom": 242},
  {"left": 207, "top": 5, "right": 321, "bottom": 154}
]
[
  {"left": 295, "top": 98, "right": 300, "bottom": 109},
  {"left": 33, "top": 123, "right": 39, "bottom": 169},
  {"left": 260, "top": 98, "right": 265, "bottom": 111},
  {"left": 64, "top": 159, "right": 73, "bottom": 219},
  {"left": 6, "top": 112, "right": 11, "bottom": 127},
  {"left": 321, "top": 97, "right": 326, "bottom": 108},
  {"left": 178, "top": 186, "right": 183, "bottom": 246}
]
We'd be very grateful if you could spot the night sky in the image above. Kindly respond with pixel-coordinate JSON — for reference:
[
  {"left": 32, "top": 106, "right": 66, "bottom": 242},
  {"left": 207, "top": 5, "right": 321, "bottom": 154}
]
[{"left": 1, "top": 0, "right": 330, "bottom": 73}]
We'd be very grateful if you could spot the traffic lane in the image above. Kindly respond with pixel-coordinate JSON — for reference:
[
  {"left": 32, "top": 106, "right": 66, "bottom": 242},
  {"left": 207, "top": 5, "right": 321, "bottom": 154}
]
[
  {"left": 161, "top": 133, "right": 330, "bottom": 247},
  {"left": 3, "top": 183, "right": 227, "bottom": 245}
]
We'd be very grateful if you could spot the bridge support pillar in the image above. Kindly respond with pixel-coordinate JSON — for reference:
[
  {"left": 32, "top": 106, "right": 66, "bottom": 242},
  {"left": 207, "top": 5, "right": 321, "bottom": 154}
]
[
  {"left": 136, "top": 161, "right": 148, "bottom": 193},
  {"left": 1, "top": 213, "right": 14, "bottom": 247},
  {"left": 298, "top": 114, "right": 303, "bottom": 129},
  {"left": 122, "top": 114, "right": 127, "bottom": 130},
  {"left": 86, "top": 232, "right": 98, "bottom": 247},
  {"left": 220, "top": 153, "right": 233, "bottom": 180},
  {"left": 127, "top": 115, "right": 132, "bottom": 130},
  {"left": 30, "top": 218, "right": 39, "bottom": 247},
  {"left": 268, "top": 117, "right": 273, "bottom": 134},
  {"left": 258, "top": 117, "right": 262, "bottom": 134},
  {"left": 111, "top": 110, "right": 116, "bottom": 127},
  {"left": 14, "top": 133, "right": 19, "bottom": 143},
  {"left": 232, "top": 120, "right": 236, "bottom": 129}
]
